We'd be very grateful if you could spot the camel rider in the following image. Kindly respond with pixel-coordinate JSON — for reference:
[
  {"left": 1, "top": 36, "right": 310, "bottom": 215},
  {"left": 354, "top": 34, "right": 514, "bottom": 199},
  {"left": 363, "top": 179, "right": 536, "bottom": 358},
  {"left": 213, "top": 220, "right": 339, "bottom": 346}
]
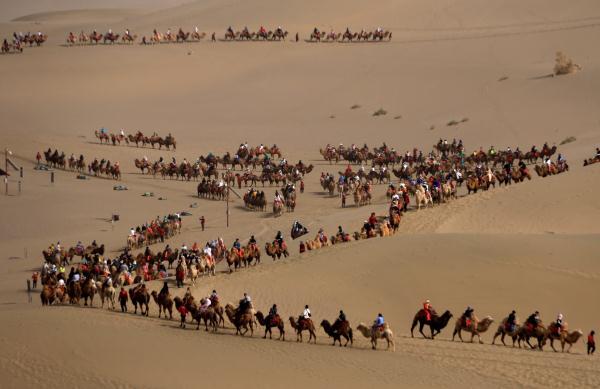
[
  {"left": 268, "top": 304, "right": 278, "bottom": 321},
  {"left": 373, "top": 313, "right": 385, "bottom": 331},
  {"left": 237, "top": 293, "right": 251, "bottom": 320},
  {"left": 506, "top": 310, "right": 517, "bottom": 332},
  {"left": 125, "top": 29, "right": 130, "bottom": 37},
  {"left": 108, "top": 28, "right": 112, "bottom": 35},
  {"left": 555, "top": 313, "right": 564, "bottom": 334},
  {"left": 233, "top": 238, "right": 241, "bottom": 255},
  {"left": 313, "top": 27, "right": 319, "bottom": 35},
  {"left": 275, "top": 231, "right": 284, "bottom": 247},
  {"left": 200, "top": 297, "right": 212, "bottom": 312},
  {"left": 259, "top": 25, "right": 266, "bottom": 34},
  {"left": 300, "top": 305, "right": 311, "bottom": 323},
  {"left": 57, "top": 278, "right": 66, "bottom": 288},
  {"left": 248, "top": 235, "right": 257, "bottom": 248},
  {"left": 159, "top": 281, "right": 169, "bottom": 297},
  {"left": 167, "top": 28, "right": 171, "bottom": 37},
  {"left": 423, "top": 300, "right": 432, "bottom": 321},
  {"left": 526, "top": 311, "right": 541, "bottom": 330},
  {"left": 518, "top": 160, "right": 527, "bottom": 172},
  {"left": 337, "top": 310, "right": 347, "bottom": 324},
  {"left": 462, "top": 307, "right": 475, "bottom": 327},
  {"left": 368, "top": 212, "right": 378, "bottom": 230},
  {"left": 362, "top": 220, "right": 372, "bottom": 235},
  {"left": 489, "top": 146, "right": 496, "bottom": 156},
  {"left": 102, "top": 275, "right": 112, "bottom": 291},
  {"left": 228, "top": 26, "right": 234, "bottom": 34},
  {"left": 557, "top": 153, "right": 566, "bottom": 165},
  {"left": 183, "top": 287, "right": 192, "bottom": 301},
  {"left": 194, "top": 26, "right": 199, "bottom": 34},
  {"left": 210, "top": 290, "right": 219, "bottom": 304},
  {"left": 596, "top": 147, "right": 600, "bottom": 158},
  {"left": 56, "top": 242, "right": 62, "bottom": 252},
  {"left": 318, "top": 228, "right": 325, "bottom": 242},
  {"left": 337, "top": 226, "right": 345, "bottom": 238}
]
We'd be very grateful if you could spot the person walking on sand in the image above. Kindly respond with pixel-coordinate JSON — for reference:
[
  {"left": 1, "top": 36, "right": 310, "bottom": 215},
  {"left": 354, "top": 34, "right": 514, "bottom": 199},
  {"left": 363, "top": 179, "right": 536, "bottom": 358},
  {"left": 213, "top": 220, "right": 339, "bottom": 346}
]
[
  {"left": 119, "top": 287, "right": 128, "bottom": 312},
  {"left": 178, "top": 304, "right": 188, "bottom": 328},
  {"left": 588, "top": 330, "right": 596, "bottom": 355},
  {"left": 200, "top": 216, "right": 205, "bottom": 231}
]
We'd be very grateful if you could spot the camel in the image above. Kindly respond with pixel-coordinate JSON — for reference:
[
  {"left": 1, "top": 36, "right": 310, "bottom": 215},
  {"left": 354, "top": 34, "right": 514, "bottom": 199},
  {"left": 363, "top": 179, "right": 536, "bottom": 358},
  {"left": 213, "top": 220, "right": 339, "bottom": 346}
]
[
  {"left": 225, "top": 303, "right": 254, "bottom": 336},
  {"left": 411, "top": 309, "right": 453, "bottom": 339},
  {"left": 68, "top": 281, "right": 82, "bottom": 305},
  {"left": 244, "top": 244, "right": 261, "bottom": 267},
  {"left": 542, "top": 322, "right": 583, "bottom": 352},
  {"left": 129, "top": 284, "right": 150, "bottom": 316},
  {"left": 151, "top": 291, "right": 173, "bottom": 319},
  {"left": 193, "top": 300, "right": 218, "bottom": 332},
  {"left": 265, "top": 241, "right": 289, "bottom": 260},
  {"left": 188, "top": 264, "right": 199, "bottom": 285},
  {"left": 273, "top": 201, "right": 283, "bottom": 217},
  {"left": 466, "top": 175, "right": 479, "bottom": 194},
  {"left": 80, "top": 278, "right": 96, "bottom": 307},
  {"left": 289, "top": 316, "right": 317, "bottom": 343},
  {"left": 98, "top": 282, "right": 116, "bottom": 310},
  {"left": 356, "top": 323, "right": 395, "bottom": 351},
  {"left": 517, "top": 323, "right": 546, "bottom": 350},
  {"left": 209, "top": 297, "right": 226, "bottom": 328},
  {"left": 492, "top": 317, "right": 520, "bottom": 347},
  {"left": 452, "top": 316, "right": 494, "bottom": 344},
  {"left": 40, "top": 285, "right": 55, "bottom": 306},
  {"left": 255, "top": 311, "right": 285, "bottom": 340},
  {"left": 321, "top": 319, "right": 353, "bottom": 347},
  {"left": 415, "top": 186, "right": 432, "bottom": 210},
  {"left": 226, "top": 248, "right": 243, "bottom": 273}
]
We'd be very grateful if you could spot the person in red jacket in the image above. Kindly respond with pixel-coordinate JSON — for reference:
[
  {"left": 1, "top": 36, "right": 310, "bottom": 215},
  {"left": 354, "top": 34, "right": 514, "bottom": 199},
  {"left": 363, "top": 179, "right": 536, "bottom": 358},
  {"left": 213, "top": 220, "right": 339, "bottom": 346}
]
[
  {"left": 588, "top": 330, "right": 596, "bottom": 355},
  {"left": 423, "top": 299, "right": 432, "bottom": 322},
  {"left": 118, "top": 287, "right": 128, "bottom": 312},
  {"left": 178, "top": 305, "right": 188, "bottom": 329},
  {"left": 368, "top": 212, "right": 378, "bottom": 230}
]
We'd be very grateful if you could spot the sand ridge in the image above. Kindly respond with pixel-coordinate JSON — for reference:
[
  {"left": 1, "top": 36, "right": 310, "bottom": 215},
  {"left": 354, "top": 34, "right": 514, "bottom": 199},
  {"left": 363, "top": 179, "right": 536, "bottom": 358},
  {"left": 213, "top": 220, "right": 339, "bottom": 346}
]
[{"left": 1, "top": 0, "right": 600, "bottom": 388}]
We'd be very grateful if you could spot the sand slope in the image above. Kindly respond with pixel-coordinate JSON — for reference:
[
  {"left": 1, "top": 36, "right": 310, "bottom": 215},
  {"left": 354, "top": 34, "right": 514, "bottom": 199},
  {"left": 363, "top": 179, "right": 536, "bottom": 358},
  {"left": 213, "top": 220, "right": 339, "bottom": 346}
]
[{"left": 1, "top": 0, "right": 599, "bottom": 388}]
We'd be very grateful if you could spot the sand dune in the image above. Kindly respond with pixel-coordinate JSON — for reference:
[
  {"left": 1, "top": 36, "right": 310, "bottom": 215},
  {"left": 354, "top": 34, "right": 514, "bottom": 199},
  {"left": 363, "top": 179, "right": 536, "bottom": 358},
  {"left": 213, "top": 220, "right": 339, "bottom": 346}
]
[{"left": 1, "top": 0, "right": 599, "bottom": 388}]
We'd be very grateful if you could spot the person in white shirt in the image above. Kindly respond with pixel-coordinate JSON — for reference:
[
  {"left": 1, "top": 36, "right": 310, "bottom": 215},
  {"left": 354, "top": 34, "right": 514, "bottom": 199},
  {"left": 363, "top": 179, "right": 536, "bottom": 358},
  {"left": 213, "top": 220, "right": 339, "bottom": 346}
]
[{"left": 302, "top": 305, "right": 311, "bottom": 320}]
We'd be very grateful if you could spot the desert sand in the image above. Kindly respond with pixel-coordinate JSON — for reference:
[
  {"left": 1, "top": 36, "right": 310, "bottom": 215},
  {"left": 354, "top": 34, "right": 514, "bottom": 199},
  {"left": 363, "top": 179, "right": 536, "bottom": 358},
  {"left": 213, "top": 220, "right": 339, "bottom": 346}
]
[{"left": 1, "top": 1, "right": 600, "bottom": 388}]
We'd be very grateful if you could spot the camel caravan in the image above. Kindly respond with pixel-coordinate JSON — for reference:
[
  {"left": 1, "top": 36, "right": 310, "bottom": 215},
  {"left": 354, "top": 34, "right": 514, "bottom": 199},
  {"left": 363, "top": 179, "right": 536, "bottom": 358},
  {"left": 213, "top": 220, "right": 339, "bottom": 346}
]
[
  {"left": 223, "top": 26, "right": 289, "bottom": 41},
  {"left": 38, "top": 149, "right": 121, "bottom": 179},
  {"left": 308, "top": 27, "right": 392, "bottom": 42},
  {"left": 583, "top": 147, "right": 600, "bottom": 166},
  {"left": 127, "top": 215, "right": 182, "bottom": 250},
  {"left": 1, "top": 38, "right": 23, "bottom": 54},
  {"left": 8, "top": 31, "right": 47, "bottom": 48},
  {"left": 534, "top": 155, "right": 569, "bottom": 177},
  {"left": 66, "top": 29, "right": 139, "bottom": 45},
  {"left": 95, "top": 129, "right": 176, "bottom": 150},
  {"left": 37, "top": 226, "right": 590, "bottom": 354},
  {"left": 319, "top": 140, "right": 567, "bottom": 209}
]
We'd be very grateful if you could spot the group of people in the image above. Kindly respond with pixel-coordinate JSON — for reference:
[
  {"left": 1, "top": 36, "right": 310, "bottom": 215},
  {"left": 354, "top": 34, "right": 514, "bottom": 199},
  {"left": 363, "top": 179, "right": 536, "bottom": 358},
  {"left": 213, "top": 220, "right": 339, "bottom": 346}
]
[{"left": 420, "top": 300, "right": 595, "bottom": 354}]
